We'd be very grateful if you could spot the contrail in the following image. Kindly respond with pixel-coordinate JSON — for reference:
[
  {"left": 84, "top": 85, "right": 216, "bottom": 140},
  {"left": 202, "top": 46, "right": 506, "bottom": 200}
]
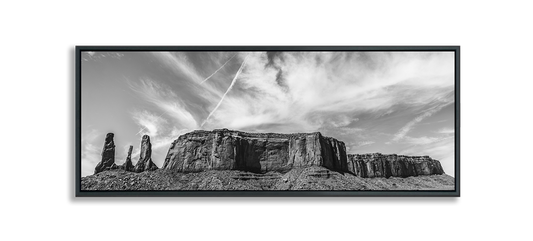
[
  {"left": 200, "top": 53, "right": 238, "bottom": 84},
  {"left": 201, "top": 54, "right": 250, "bottom": 127}
]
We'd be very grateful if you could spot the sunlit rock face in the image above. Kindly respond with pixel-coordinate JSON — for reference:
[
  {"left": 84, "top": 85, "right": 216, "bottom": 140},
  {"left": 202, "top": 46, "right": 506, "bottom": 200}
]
[
  {"left": 134, "top": 135, "right": 158, "bottom": 173},
  {"left": 94, "top": 133, "right": 117, "bottom": 174},
  {"left": 162, "top": 129, "right": 349, "bottom": 173},
  {"left": 347, "top": 153, "right": 445, "bottom": 178}
]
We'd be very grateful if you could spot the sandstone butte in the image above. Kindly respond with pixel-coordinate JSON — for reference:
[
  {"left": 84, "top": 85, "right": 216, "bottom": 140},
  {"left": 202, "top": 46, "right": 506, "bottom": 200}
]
[
  {"left": 161, "top": 128, "right": 445, "bottom": 178},
  {"left": 93, "top": 129, "right": 445, "bottom": 178}
]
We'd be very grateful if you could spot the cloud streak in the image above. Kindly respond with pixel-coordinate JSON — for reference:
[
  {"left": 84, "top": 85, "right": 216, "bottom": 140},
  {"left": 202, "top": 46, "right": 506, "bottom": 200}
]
[
  {"left": 202, "top": 54, "right": 250, "bottom": 127},
  {"left": 392, "top": 102, "right": 453, "bottom": 142},
  {"left": 401, "top": 136, "right": 455, "bottom": 175},
  {"left": 152, "top": 52, "right": 203, "bottom": 82},
  {"left": 355, "top": 141, "right": 376, "bottom": 147},
  {"left": 132, "top": 110, "right": 168, "bottom": 137},
  {"left": 81, "top": 128, "right": 102, "bottom": 177},
  {"left": 210, "top": 52, "right": 452, "bottom": 131},
  {"left": 437, "top": 127, "right": 455, "bottom": 134},
  {"left": 127, "top": 78, "right": 199, "bottom": 129},
  {"left": 137, "top": 52, "right": 454, "bottom": 137},
  {"left": 201, "top": 53, "right": 238, "bottom": 84}
]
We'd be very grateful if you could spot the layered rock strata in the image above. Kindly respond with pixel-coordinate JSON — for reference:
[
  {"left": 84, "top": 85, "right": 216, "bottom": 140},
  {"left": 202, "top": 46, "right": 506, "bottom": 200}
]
[
  {"left": 162, "top": 129, "right": 348, "bottom": 173},
  {"left": 92, "top": 130, "right": 445, "bottom": 179},
  {"left": 347, "top": 153, "right": 445, "bottom": 178}
]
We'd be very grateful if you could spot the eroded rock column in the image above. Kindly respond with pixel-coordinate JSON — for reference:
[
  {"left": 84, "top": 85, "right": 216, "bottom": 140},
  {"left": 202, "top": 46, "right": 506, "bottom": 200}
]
[
  {"left": 94, "top": 133, "right": 117, "bottom": 174},
  {"left": 134, "top": 135, "right": 159, "bottom": 172}
]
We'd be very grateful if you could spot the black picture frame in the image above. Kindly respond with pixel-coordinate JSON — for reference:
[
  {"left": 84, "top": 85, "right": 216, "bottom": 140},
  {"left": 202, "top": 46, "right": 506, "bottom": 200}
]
[{"left": 74, "top": 43, "right": 463, "bottom": 197}]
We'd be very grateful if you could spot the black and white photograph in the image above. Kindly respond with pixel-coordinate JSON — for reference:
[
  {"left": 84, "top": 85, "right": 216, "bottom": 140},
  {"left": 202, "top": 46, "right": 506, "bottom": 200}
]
[{"left": 78, "top": 47, "right": 459, "bottom": 195}]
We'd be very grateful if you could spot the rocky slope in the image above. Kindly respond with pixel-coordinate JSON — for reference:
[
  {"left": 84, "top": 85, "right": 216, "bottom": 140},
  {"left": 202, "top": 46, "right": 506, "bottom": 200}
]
[
  {"left": 81, "top": 167, "right": 454, "bottom": 191},
  {"left": 162, "top": 129, "right": 348, "bottom": 173}
]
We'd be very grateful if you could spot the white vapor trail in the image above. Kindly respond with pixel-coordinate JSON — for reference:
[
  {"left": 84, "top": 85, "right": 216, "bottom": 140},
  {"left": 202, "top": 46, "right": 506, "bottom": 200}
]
[
  {"left": 200, "top": 53, "right": 238, "bottom": 84},
  {"left": 201, "top": 54, "right": 250, "bottom": 127}
]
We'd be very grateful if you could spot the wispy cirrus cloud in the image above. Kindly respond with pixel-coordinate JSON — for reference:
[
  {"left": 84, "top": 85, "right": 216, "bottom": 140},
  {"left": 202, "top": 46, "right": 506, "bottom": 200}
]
[
  {"left": 126, "top": 77, "right": 201, "bottom": 165},
  {"left": 132, "top": 110, "right": 168, "bottom": 137},
  {"left": 81, "top": 128, "right": 102, "bottom": 177},
  {"left": 127, "top": 78, "right": 199, "bottom": 129},
  {"left": 437, "top": 127, "right": 455, "bottom": 134},
  {"left": 129, "top": 109, "right": 192, "bottom": 166},
  {"left": 137, "top": 52, "right": 455, "bottom": 162},
  {"left": 392, "top": 101, "right": 453, "bottom": 142},
  {"left": 401, "top": 136, "right": 455, "bottom": 175},
  {"left": 82, "top": 52, "right": 124, "bottom": 61},
  {"left": 403, "top": 136, "right": 443, "bottom": 146},
  {"left": 354, "top": 140, "right": 376, "bottom": 147},
  {"left": 145, "top": 52, "right": 455, "bottom": 137},
  {"left": 131, "top": 126, "right": 191, "bottom": 167},
  {"left": 346, "top": 140, "right": 376, "bottom": 153},
  {"left": 203, "top": 52, "right": 454, "bottom": 134},
  {"left": 152, "top": 52, "right": 204, "bottom": 82}
]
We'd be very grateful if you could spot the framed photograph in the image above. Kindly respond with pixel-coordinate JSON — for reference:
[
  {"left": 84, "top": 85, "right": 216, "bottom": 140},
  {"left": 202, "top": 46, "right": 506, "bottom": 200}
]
[{"left": 76, "top": 46, "right": 460, "bottom": 197}]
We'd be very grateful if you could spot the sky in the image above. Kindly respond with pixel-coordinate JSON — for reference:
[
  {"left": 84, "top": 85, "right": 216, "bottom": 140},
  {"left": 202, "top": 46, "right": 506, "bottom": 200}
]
[{"left": 81, "top": 51, "right": 455, "bottom": 177}]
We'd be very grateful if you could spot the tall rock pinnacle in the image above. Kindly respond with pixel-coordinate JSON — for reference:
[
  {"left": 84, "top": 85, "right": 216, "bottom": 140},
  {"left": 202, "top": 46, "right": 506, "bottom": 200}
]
[
  {"left": 134, "top": 135, "right": 159, "bottom": 172},
  {"left": 94, "top": 133, "right": 117, "bottom": 174},
  {"left": 120, "top": 145, "right": 135, "bottom": 172}
]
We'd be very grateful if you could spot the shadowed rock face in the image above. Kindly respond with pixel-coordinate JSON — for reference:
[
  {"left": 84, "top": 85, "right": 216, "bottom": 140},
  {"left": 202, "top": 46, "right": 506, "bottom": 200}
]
[
  {"left": 134, "top": 135, "right": 158, "bottom": 172},
  {"left": 162, "top": 129, "right": 349, "bottom": 173},
  {"left": 347, "top": 153, "right": 445, "bottom": 178},
  {"left": 120, "top": 145, "right": 135, "bottom": 172},
  {"left": 94, "top": 133, "right": 117, "bottom": 174}
]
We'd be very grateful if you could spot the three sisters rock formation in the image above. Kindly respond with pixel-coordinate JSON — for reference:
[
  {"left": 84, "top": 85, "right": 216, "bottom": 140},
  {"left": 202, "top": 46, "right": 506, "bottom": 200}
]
[
  {"left": 93, "top": 129, "right": 445, "bottom": 178},
  {"left": 93, "top": 134, "right": 158, "bottom": 174}
]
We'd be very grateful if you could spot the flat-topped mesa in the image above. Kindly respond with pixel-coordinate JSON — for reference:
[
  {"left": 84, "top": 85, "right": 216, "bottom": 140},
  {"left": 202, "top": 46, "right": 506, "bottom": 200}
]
[
  {"left": 347, "top": 153, "right": 445, "bottom": 178},
  {"left": 94, "top": 133, "right": 118, "bottom": 174},
  {"left": 133, "top": 135, "right": 159, "bottom": 172},
  {"left": 162, "top": 129, "right": 348, "bottom": 173}
]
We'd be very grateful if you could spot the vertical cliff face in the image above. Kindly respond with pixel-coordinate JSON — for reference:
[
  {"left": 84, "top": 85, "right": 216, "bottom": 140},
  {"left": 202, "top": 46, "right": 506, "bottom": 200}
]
[
  {"left": 94, "top": 133, "right": 117, "bottom": 174},
  {"left": 347, "top": 153, "right": 445, "bottom": 178},
  {"left": 162, "top": 129, "right": 348, "bottom": 173},
  {"left": 89, "top": 130, "right": 446, "bottom": 180},
  {"left": 134, "top": 135, "right": 159, "bottom": 172}
]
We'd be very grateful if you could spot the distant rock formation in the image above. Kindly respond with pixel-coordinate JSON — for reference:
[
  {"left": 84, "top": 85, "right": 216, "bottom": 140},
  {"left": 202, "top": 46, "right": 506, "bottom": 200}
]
[
  {"left": 134, "top": 135, "right": 159, "bottom": 172},
  {"left": 94, "top": 133, "right": 118, "bottom": 174},
  {"left": 162, "top": 129, "right": 348, "bottom": 173},
  {"left": 120, "top": 145, "right": 135, "bottom": 172},
  {"left": 90, "top": 130, "right": 446, "bottom": 180},
  {"left": 347, "top": 153, "right": 445, "bottom": 178}
]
